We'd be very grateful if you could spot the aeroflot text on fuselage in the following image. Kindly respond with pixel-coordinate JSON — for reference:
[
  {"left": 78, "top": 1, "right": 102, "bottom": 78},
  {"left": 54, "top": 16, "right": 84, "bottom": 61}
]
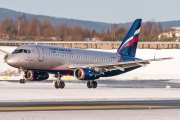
[{"left": 49, "top": 48, "right": 72, "bottom": 52}]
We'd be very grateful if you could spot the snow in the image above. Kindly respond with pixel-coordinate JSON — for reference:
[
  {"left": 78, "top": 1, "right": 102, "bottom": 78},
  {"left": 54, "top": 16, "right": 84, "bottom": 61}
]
[
  {"left": 0, "top": 46, "right": 180, "bottom": 80},
  {"left": 0, "top": 47, "right": 180, "bottom": 103},
  {"left": 0, "top": 46, "right": 17, "bottom": 53},
  {"left": 1, "top": 46, "right": 180, "bottom": 117},
  {"left": 113, "top": 49, "right": 180, "bottom": 80},
  {"left": 1, "top": 109, "right": 180, "bottom": 120},
  {"left": 0, "top": 81, "right": 180, "bottom": 102},
  {"left": 158, "top": 30, "right": 180, "bottom": 39},
  {"left": 0, "top": 48, "right": 18, "bottom": 76}
]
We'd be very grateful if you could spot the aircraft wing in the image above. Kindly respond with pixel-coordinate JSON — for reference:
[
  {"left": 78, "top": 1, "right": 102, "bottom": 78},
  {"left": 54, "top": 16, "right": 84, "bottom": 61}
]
[{"left": 69, "top": 57, "right": 173, "bottom": 71}]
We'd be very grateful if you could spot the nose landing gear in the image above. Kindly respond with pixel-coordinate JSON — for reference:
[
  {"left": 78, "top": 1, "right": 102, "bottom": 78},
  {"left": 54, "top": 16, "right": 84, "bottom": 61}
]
[
  {"left": 19, "top": 68, "right": 26, "bottom": 84},
  {"left": 20, "top": 79, "right": 26, "bottom": 84}
]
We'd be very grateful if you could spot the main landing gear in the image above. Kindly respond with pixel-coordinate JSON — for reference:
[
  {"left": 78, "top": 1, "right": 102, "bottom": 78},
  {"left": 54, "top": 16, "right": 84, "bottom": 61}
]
[
  {"left": 54, "top": 72, "right": 65, "bottom": 89},
  {"left": 19, "top": 68, "right": 26, "bottom": 84},
  {"left": 87, "top": 81, "right": 97, "bottom": 89}
]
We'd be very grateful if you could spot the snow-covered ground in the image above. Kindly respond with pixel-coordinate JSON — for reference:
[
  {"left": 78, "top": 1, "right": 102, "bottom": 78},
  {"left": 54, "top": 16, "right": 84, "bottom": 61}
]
[
  {"left": 1, "top": 46, "right": 180, "bottom": 120},
  {"left": 1, "top": 109, "right": 180, "bottom": 120},
  {"left": 0, "top": 46, "right": 17, "bottom": 53},
  {"left": 0, "top": 46, "right": 180, "bottom": 103},
  {"left": 0, "top": 47, "right": 18, "bottom": 77},
  {"left": 0, "top": 81, "right": 180, "bottom": 102},
  {"left": 0, "top": 46, "right": 180, "bottom": 80}
]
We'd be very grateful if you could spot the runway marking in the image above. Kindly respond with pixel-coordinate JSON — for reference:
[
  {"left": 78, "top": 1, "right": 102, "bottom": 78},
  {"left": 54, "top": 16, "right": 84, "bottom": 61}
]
[{"left": 0, "top": 105, "right": 170, "bottom": 111}]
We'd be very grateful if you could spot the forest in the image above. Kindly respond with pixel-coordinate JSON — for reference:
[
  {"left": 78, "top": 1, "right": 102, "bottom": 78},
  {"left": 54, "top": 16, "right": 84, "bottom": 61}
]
[{"left": 0, "top": 15, "right": 174, "bottom": 41}]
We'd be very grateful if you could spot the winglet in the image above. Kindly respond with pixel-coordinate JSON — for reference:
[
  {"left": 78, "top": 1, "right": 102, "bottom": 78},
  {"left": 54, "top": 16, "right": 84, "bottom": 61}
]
[{"left": 163, "top": 57, "right": 174, "bottom": 60}]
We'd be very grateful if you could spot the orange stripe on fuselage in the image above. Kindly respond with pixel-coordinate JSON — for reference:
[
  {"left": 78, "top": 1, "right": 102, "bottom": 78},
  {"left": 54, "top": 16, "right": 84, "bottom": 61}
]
[{"left": 50, "top": 68, "right": 72, "bottom": 70}]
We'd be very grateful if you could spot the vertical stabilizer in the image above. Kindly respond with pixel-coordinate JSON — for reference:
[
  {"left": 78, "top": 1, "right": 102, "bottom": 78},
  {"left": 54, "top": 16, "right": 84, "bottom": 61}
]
[{"left": 117, "top": 19, "right": 142, "bottom": 57}]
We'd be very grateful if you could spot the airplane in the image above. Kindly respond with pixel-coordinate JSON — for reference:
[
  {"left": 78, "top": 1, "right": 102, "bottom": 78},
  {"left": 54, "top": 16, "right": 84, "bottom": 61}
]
[{"left": 6, "top": 19, "right": 172, "bottom": 89}]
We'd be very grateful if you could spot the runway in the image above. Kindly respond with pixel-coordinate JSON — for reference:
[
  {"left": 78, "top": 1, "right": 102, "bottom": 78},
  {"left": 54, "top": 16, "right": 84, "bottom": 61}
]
[
  {"left": 0, "top": 80, "right": 180, "bottom": 119},
  {"left": 1, "top": 79, "right": 180, "bottom": 88},
  {"left": 0, "top": 79, "right": 180, "bottom": 112},
  {"left": 0, "top": 100, "right": 180, "bottom": 111}
]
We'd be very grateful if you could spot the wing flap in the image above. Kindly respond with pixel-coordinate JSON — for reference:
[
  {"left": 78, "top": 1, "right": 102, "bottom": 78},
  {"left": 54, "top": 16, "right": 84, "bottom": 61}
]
[{"left": 114, "top": 66, "right": 124, "bottom": 71}]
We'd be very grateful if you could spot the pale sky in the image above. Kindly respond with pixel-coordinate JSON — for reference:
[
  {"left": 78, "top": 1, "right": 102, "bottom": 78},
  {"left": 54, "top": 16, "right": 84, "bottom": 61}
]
[{"left": 0, "top": 0, "right": 179, "bottom": 23}]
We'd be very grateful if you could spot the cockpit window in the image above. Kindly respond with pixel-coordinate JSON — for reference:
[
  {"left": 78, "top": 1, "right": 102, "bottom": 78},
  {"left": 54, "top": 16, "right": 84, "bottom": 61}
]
[
  {"left": 28, "top": 50, "right": 31, "bottom": 54},
  {"left": 12, "top": 49, "right": 31, "bottom": 54},
  {"left": 23, "top": 49, "right": 28, "bottom": 53},
  {"left": 13, "top": 49, "right": 23, "bottom": 54}
]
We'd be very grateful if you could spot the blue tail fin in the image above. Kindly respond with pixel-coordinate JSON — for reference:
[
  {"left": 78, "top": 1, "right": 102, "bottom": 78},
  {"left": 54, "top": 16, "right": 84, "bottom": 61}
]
[{"left": 117, "top": 19, "right": 142, "bottom": 57}]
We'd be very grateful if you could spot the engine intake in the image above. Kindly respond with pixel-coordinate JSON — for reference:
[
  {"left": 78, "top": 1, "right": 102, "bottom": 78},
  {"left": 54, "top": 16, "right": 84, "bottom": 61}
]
[{"left": 74, "top": 68, "right": 100, "bottom": 80}]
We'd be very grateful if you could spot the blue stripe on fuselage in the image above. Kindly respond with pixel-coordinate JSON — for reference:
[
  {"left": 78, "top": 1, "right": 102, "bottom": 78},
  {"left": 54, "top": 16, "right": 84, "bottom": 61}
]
[
  {"left": 101, "top": 66, "right": 141, "bottom": 77},
  {"left": 45, "top": 66, "right": 141, "bottom": 78}
]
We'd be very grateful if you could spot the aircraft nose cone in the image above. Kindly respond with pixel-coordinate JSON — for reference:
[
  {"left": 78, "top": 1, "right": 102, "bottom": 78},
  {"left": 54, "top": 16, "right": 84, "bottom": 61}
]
[
  {"left": 7, "top": 56, "right": 17, "bottom": 67},
  {"left": 7, "top": 57, "right": 12, "bottom": 66}
]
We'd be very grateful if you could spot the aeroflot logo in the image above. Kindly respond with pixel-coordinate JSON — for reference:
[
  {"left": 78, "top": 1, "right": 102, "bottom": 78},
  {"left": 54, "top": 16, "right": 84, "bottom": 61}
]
[
  {"left": 118, "top": 27, "right": 141, "bottom": 53},
  {"left": 49, "top": 48, "right": 72, "bottom": 52}
]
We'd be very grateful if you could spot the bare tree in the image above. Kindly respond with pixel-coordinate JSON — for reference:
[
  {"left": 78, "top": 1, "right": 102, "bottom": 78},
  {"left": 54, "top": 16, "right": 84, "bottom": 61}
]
[
  {"left": 17, "top": 14, "right": 27, "bottom": 35},
  {"left": 41, "top": 19, "right": 54, "bottom": 39},
  {"left": 111, "top": 24, "right": 119, "bottom": 40}
]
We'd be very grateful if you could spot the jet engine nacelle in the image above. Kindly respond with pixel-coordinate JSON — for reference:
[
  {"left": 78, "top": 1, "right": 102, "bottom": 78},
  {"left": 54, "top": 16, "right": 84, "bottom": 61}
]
[
  {"left": 25, "top": 70, "right": 49, "bottom": 81},
  {"left": 74, "top": 68, "right": 100, "bottom": 80}
]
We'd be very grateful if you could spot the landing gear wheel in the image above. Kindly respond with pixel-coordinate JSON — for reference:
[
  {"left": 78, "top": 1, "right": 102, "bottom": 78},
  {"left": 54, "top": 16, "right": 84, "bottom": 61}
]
[
  {"left": 87, "top": 81, "right": 92, "bottom": 89},
  {"left": 54, "top": 81, "right": 65, "bottom": 89},
  {"left": 20, "top": 79, "right": 22, "bottom": 84},
  {"left": 87, "top": 81, "right": 97, "bottom": 89},
  {"left": 20, "top": 79, "right": 26, "bottom": 84},
  {"left": 92, "top": 81, "right": 97, "bottom": 88},
  {"left": 54, "top": 81, "right": 59, "bottom": 89},
  {"left": 59, "top": 81, "right": 65, "bottom": 89}
]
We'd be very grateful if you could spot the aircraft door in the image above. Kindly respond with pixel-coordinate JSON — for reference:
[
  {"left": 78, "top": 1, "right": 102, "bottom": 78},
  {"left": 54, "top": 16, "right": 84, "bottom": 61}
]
[{"left": 37, "top": 46, "right": 44, "bottom": 61}]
